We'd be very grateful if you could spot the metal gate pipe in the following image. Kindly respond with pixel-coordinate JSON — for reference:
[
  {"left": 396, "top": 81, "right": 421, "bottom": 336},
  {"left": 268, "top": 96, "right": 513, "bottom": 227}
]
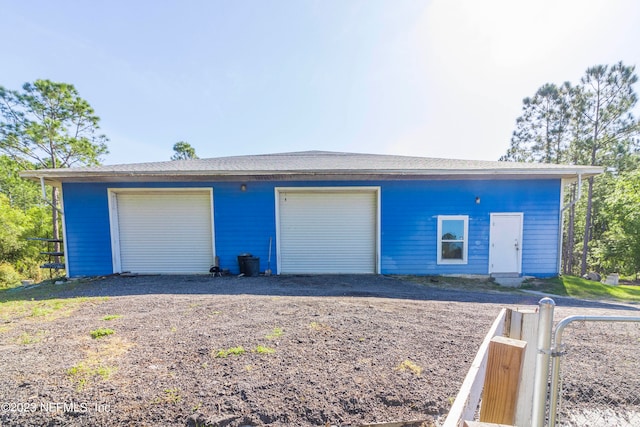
[
  {"left": 531, "top": 297, "right": 556, "bottom": 427},
  {"left": 548, "top": 315, "right": 640, "bottom": 427}
]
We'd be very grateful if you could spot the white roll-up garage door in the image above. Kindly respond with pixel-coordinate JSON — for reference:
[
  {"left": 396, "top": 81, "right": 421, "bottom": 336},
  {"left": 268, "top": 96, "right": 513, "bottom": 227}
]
[
  {"left": 277, "top": 189, "right": 378, "bottom": 274},
  {"left": 112, "top": 190, "right": 214, "bottom": 274}
]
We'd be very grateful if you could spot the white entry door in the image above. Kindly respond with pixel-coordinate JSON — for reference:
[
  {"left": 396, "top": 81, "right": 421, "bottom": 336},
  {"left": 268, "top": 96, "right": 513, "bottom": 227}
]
[{"left": 489, "top": 213, "right": 523, "bottom": 275}]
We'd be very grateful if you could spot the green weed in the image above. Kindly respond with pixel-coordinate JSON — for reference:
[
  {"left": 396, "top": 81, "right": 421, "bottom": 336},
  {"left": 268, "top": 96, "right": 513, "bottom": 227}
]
[
  {"left": 152, "top": 388, "right": 182, "bottom": 404},
  {"left": 90, "top": 328, "right": 114, "bottom": 339},
  {"left": 265, "top": 327, "right": 283, "bottom": 340},
  {"left": 17, "top": 330, "right": 46, "bottom": 345},
  {"left": 162, "top": 388, "right": 182, "bottom": 404},
  {"left": 214, "top": 346, "right": 246, "bottom": 358},
  {"left": 66, "top": 336, "right": 132, "bottom": 391},
  {"left": 67, "top": 362, "right": 114, "bottom": 391},
  {"left": 396, "top": 359, "right": 423, "bottom": 376},
  {"left": 253, "top": 345, "right": 276, "bottom": 354},
  {"left": 309, "top": 321, "right": 331, "bottom": 332}
]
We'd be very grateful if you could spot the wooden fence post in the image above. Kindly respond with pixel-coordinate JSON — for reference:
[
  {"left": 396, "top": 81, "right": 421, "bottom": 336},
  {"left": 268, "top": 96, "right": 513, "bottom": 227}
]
[
  {"left": 479, "top": 336, "right": 527, "bottom": 425},
  {"left": 506, "top": 309, "right": 538, "bottom": 426},
  {"left": 443, "top": 309, "right": 507, "bottom": 427}
]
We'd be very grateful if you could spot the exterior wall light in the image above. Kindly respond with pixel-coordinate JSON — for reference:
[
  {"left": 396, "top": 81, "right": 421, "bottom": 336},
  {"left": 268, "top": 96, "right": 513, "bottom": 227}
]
[
  {"left": 240, "top": 184, "right": 247, "bottom": 192},
  {"left": 475, "top": 196, "right": 481, "bottom": 204}
]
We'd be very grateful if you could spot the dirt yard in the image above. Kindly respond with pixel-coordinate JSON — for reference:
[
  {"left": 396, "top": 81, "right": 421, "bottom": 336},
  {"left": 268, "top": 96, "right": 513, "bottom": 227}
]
[{"left": 1, "top": 275, "right": 638, "bottom": 426}]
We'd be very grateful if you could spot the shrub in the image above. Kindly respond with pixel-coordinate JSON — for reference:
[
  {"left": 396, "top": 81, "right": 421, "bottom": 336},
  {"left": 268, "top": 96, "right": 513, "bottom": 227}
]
[{"left": 0, "top": 263, "right": 21, "bottom": 288}]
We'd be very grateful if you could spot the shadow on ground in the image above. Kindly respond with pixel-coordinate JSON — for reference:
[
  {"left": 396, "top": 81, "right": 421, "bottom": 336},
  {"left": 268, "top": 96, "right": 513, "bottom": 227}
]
[{"left": 10, "top": 274, "right": 638, "bottom": 312}]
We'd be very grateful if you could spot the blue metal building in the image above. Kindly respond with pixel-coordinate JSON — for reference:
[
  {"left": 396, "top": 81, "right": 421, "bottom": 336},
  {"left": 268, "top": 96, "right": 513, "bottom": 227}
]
[{"left": 22, "top": 151, "right": 601, "bottom": 278}]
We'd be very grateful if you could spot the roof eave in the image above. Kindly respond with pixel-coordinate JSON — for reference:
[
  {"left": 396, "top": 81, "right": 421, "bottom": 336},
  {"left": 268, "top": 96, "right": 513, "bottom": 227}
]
[{"left": 20, "top": 167, "right": 604, "bottom": 184}]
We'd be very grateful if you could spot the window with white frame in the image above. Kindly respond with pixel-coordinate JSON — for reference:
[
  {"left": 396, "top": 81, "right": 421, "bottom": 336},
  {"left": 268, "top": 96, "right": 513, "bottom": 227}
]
[{"left": 437, "top": 215, "right": 469, "bottom": 264}]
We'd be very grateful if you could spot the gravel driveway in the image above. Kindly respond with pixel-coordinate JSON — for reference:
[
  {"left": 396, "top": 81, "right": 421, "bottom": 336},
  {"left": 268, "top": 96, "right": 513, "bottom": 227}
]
[
  {"left": 1, "top": 274, "right": 638, "bottom": 426},
  {"left": 48, "top": 274, "right": 638, "bottom": 309}
]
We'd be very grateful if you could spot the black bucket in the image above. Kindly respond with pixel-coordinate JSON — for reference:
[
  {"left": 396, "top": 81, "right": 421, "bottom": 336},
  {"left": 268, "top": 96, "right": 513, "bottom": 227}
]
[
  {"left": 244, "top": 257, "right": 260, "bottom": 277},
  {"left": 237, "top": 253, "right": 252, "bottom": 275}
]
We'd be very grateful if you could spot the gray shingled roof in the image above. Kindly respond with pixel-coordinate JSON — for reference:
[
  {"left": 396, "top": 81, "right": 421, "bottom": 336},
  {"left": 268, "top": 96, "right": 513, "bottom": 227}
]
[{"left": 21, "top": 151, "right": 603, "bottom": 183}]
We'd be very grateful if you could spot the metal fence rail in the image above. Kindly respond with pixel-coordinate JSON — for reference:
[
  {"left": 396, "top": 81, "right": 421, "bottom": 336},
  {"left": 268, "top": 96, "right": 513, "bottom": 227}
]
[
  {"left": 443, "top": 298, "right": 640, "bottom": 427},
  {"left": 549, "top": 315, "right": 640, "bottom": 427}
]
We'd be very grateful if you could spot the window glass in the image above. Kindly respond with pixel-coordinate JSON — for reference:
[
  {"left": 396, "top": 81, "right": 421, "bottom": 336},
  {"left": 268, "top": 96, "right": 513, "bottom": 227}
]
[
  {"left": 442, "top": 241, "right": 464, "bottom": 260},
  {"left": 437, "top": 216, "right": 468, "bottom": 264},
  {"left": 441, "top": 220, "right": 464, "bottom": 241}
]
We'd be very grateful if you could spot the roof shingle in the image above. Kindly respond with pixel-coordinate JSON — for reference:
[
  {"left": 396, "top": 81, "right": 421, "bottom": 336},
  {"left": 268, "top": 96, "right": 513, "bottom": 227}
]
[{"left": 21, "top": 150, "right": 603, "bottom": 182}]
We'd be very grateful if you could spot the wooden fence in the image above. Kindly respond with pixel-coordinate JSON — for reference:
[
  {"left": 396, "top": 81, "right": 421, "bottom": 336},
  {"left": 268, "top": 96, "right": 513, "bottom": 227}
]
[{"left": 443, "top": 308, "right": 539, "bottom": 427}]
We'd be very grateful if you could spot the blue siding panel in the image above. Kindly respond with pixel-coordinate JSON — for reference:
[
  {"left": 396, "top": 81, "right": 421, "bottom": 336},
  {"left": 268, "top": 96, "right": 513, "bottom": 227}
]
[
  {"left": 62, "top": 183, "right": 113, "bottom": 276},
  {"left": 380, "top": 179, "right": 560, "bottom": 277},
  {"left": 212, "top": 182, "right": 276, "bottom": 275},
  {"left": 61, "top": 178, "right": 561, "bottom": 278}
]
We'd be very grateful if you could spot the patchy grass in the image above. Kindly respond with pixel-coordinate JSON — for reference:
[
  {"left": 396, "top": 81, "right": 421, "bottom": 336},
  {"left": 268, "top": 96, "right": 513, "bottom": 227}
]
[
  {"left": 522, "top": 276, "right": 640, "bottom": 302},
  {"left": 265, "top": 327, "right": 283, "bottom": 340},
  {"left": 90, "top": 328, "right": 115, "bottom": 339},
  {"left": 29, "top": 299, "right": 80, "bottom": 317},
  {"left": 214, "top": 346, "right": 246, "bottom": 358},
  {"left": 404, "top": 275, "right": 520, "bottom": 293},
  {"left": 67, "top": 362, "right": 114, "bottom": 391},
  {"left": 154, "top": 388, "right": 182, "bottom": 405},
  {"left": 1, "top": 298, "right": 89, "bottom": 320},
  {"left": 17, "top": 330, "right": 47, "bottom": 345},
  {"left": 309, "top": 321, "right": 332, "bottom": 332},
  {"left": 92, "top": 336, "right": 133, "bottom": 358},
  {"left": 0, "top": 278, "right": 108, "bottom": 333},
  {"left": 396, "top": 359, "right": 423, "bottom": 376},
  {"left": 0, "top": 297, "right": 103, "bottom": 334},
  {"left": 213, "top": 344, "right": 275, "bottom": 357},
  {"left": 0, "top": 277, "right": 95, "bottom": 301},
  {"left": 407, "top": 274, "right": 640, "bottom": 303},
  {"left": 253, "top": 345, "right": 276, "bottom": 354},
  {"left": 102, "top": 314, "right": 122, "bottom": 321},
  {"left": 67, "top": 336, "right": 133, "bottom": 391}
]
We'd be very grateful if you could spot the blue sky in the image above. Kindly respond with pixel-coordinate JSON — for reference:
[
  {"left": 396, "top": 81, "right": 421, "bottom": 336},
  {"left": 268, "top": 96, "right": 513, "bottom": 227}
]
[{"left": 2, "top": 0, "right": 639, "bottom": 165}]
